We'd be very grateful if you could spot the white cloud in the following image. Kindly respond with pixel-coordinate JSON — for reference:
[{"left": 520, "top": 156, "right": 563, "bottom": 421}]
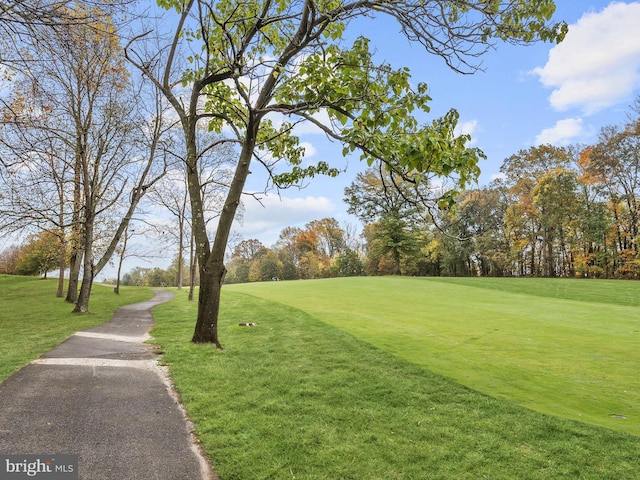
[
  {"left": 535, "top": 117, "right": 584, "bottom": 146},
  {"left": 455, "top": 119, "right": 479, "bottom": 145},
  {"left": 233, "top": 194, "right": 336, "bottom": 243},
  {"left": 291, "top": 109, "right": 333, "bottom": 135},
  {"left": 300, "top": 141, "right": 317, "bottom": 159},
  {"left": 533, "top": 2, "right": 640, "bottom": 114},
  {"left": 455, "top": 119, "right": 478, "bottom": 137}
]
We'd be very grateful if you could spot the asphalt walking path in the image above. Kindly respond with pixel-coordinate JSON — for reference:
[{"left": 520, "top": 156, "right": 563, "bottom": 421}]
[{"left": 0, "top": 290, "right": 217, "bottom": 480}]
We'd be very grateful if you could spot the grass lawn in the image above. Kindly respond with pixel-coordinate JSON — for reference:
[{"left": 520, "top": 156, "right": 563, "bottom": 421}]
[
  {"left": 0, "top": 275, "right": 154, "bottom": 382},
  {"left": 151, "top": 278, "right": 640, "bottom": 479},
  {"left": 227, "top": 277, "right": 640, "bottom": 436}
]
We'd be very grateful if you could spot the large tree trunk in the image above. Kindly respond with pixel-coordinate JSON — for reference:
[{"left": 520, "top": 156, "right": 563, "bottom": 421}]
[
  {"left": 191, "top": 263, "right": 225, "bottom": 347},
  {"left": 74, "top": 266, "right": 93, "bottom": 313},
  {"left": 65, "top": 246, "right": 83, "bottom": 303},
  {"left": 73, "top": 216, "right": 94, "bottom": 313}
]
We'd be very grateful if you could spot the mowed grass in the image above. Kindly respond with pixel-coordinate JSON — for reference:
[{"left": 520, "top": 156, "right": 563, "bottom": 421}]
[
  {"left": 151, "top": 281, "right": 640, "bottom": 479},
  {"left": 227, "top": 277, "right": 640, "bottom": 436},
  {"left": 0, "top": 275, "right": 154, "bottom": 382}
]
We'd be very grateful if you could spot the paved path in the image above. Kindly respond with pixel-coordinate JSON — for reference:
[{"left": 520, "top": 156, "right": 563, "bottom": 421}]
[{"left": 0, "top": 290, "right": 217, "bottom": 480}]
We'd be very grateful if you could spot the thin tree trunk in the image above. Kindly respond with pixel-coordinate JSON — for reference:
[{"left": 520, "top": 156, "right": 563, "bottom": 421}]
[
  {"left": 66, "top": 246, "right": 83, "bottom": 303},
  {"left": 177, "top": 217, "right": 184, "bottom": 289},
  {"left": 73, "top": 215, "right": 94, "bottom": 313},
  {"left": 188, "top": 230, "right": 196, "bottom": 301},
  {"left": 115, "top": 229, "right": 128, "bottom": 295},
  {"left": 56, "top": 242, "right": 66, "bottom": 298}
]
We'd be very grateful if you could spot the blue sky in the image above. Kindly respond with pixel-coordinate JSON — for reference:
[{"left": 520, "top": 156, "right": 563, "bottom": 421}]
[{"left": 234, "top": 1, "right": 640, "bottom": 247}]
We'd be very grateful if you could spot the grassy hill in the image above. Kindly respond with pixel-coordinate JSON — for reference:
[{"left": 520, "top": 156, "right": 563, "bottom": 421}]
[{"left": 227, "top": 276, "right": 639, "bottom": 436}]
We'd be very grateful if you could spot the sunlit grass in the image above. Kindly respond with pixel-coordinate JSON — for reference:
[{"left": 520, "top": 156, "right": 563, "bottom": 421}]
[
  {"left": 151, "top": 283, "right": 640, "bottom": 479},
  {"left": 228, "top": 277, "right": 640, "bottom": 436},
  {"left": 0, "top": 275, "right": 154, "bottom": 381}
]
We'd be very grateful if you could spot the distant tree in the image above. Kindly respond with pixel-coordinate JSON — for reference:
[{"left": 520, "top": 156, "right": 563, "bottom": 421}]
[
  {"left": 226, "top": 239, "right": 265, "bottom": 283},
  {"left": 306, "top": 218, "right": 346, "bottom": 260},
  {"left": 531, "top": 168, "right": 579, "bottom": 277},
  {"left": 122, "top": 266, "right": 150, "bottom": 286},
  {"left": 574, "top": 148, "right": 612, "bottom": 277},
  {"left": 14, "top": 231, "right": 61, "bottom": 277},
  {"left": 344, "top": 166, "right": 426, "bottom": 225},
  {"left": 273, "top": 227, "right": 303, "bottom": 280},
  {"left": 332, "top": 248, "right": 364, "bottom": 277},
  {"left": 346, "top": 166, "right": 427, "bottom": 275},
  {"left": 500, "top": 145, "right": 574, "bottom": 276},
  {"left": 454, "top": 185, "right": 513, "bottom": 276},
  {"left": 363, "top": 213, "right": 422, "bottom": 275},
  {"left": 248, "top": 249, "right": 283, "bottom": 282},
  {"left": 0, "top": 245, "right": 20, "bottom": 274},
  {"left": 584, "top": 116, "right": 640, "bottom": 275}
]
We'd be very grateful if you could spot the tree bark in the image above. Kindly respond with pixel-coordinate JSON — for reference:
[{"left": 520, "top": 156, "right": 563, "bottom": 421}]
[
  {"left": 188, "top": 230, "right": 196, "bottom": 302},
  {"left": 65, "top": 245, "right": 83, "bottom": 303},
  {"left": 191, "top": 263, "right": 224, "bottom": 347},
  {"left": 56, "top": 241, "right": 66, "bottom": 298},
  {"left": 73, "top": 211, "right": 94, "bottom": 313}
]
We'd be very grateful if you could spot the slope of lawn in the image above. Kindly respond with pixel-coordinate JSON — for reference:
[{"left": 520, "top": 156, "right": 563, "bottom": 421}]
[
  {"left": 226, "top": 277, "right": 640, "bottom": 436},
  {"left": 151, "top": 286, "right": 640, "bottom": 479},
  {"left": 0, "top": 275, "right": 154, "bottom": 382}
]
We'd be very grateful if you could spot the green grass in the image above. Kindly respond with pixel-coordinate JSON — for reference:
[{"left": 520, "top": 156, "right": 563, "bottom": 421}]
[
  {"left": 151, "top": 285, "right": 640, "bottom": 479},
  {"left": 0, "top": 275, "right": 154, "bottom": 381},
  {"left": 226, "top": 277, "right": 640, "bottom": 436}
]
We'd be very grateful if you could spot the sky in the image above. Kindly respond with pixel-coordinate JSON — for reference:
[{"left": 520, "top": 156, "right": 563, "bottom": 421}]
[{"left": 232, "top": 1, "right": 640, "bottom": 248}]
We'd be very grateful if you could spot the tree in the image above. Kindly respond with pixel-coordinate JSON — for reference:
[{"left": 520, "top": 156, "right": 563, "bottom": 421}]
[
  {"left": 363, "top": 213, "right": 422, "bottom": 275},
  {"left": 345, "top": 165, "right": 432, "bottom": 275},
  {"left": 449, "top": 185, "right": 512, "bottom": 276},
  {"left": 345, "top": 165, "right": 428, "bottom": 224},
  {"left": 0, "top": 1, "right": 99, "bottom": 68},
  {"left": 500, "top": 145, "right": 574, "bottom": 276},
  {"left": 531, "top": 168, "right": 579, "bottom": 277},
  {"left": 332, "top": 248, "right": 364, "bottom": 277},
  {"left": 306, "top": 218, "right": 345, "bottom": 260},
  {"left": 2, "top": 6, "right": 169, "bottom": 312},
  {"left": 273, "top": 227, "right": 302, "bottom": 280},
  {"left": 14, "top": 231, "right": 61, "bottom": 277},
  {"left": 0, "top": 134, "right": 74, "bottom": 296},
  {"left": 127, "top": 0, "right": 565, "bottom": 346},
  {"left": 574, "top": 148, "right": 612, "bottom": 277},
  {"left": 584, "top": 116, "right": 640, "bottom": 276},
  {"left": 0, "top": 245, "right": 20, "bottom": 274},
  {"left": 226, "top": 239, "right": 266, "bottom": 283}
]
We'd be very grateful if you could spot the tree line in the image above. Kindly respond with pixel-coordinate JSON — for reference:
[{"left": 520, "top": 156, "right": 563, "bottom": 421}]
[
  {"left": 214, "top": 100, "right": 640, "bottom": 282},
  {"left": 442, "top": 104, "right": 640, "bottom": 279}
]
